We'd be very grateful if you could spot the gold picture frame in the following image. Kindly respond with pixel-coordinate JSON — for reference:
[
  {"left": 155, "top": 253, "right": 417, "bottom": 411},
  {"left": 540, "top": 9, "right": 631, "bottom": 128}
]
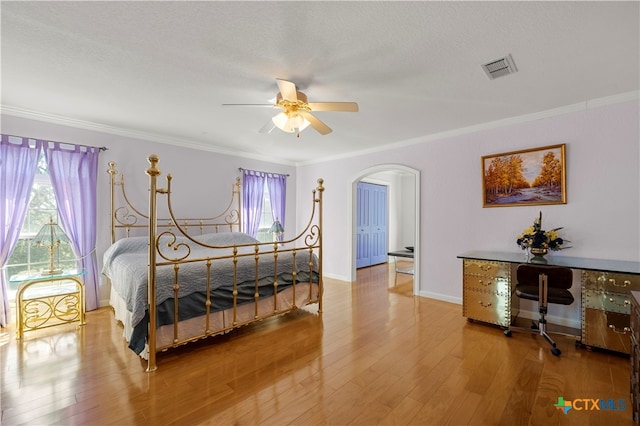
[{"left": 482, "top": 143, "right": 566, "bottom": 208}]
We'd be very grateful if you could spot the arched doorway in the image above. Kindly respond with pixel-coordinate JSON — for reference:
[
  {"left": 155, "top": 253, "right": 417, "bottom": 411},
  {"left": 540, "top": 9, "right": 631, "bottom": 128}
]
[{"left": 349, "top": 165, "right": 420, "bottom": 295}]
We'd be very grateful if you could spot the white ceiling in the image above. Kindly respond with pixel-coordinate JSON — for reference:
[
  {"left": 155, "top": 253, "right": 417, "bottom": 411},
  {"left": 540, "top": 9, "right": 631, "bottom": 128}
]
[{"left": 2, "top": 1, "right": 638, "bottom": 164}]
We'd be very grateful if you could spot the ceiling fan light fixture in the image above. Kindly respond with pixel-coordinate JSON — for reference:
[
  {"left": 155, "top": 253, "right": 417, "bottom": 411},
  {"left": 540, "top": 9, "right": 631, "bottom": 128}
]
[
  {"left": 272, "top": 111, "right": 310, "bottom": 133},
  {"left": 290, "top": 113, "right": 310, "bottom": 131},
  {"left": 272, "top": 112, "right": 293, "bottom": 132}
]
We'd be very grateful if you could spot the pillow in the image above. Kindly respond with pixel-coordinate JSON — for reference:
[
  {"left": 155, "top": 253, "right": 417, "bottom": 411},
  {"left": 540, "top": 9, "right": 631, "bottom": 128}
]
[
  {"left": 102, "top": 236, "right": 148, "bottom": 269},
  {"left": 103, "top": 232, "right": 259, "bottom": 270},
  {"left": 197, "top": 232, "right": 259, "bottom": 246}
]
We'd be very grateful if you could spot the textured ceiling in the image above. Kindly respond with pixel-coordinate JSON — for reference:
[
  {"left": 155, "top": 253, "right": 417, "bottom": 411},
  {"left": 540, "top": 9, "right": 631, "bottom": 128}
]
[{"left": 1, "top": 1, "right": 639, "bottom": 164}]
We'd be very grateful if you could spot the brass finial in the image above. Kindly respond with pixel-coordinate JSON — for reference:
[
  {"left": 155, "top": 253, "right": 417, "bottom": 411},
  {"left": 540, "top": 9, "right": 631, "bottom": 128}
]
[{"left": 146, "top": 154, "right": 161, "bottom": 177}]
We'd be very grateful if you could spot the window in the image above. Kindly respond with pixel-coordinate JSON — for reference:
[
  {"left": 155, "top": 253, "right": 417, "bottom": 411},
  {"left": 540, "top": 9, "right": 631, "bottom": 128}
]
[
  {"left": 5, "top": 153, "right": 75, "bottom": 299},
  {"left": 256, "top": 181, "right": 275, "bottom": 242},
  {"left": 241, "top": 169, "right": 286, "bottom": 242}
]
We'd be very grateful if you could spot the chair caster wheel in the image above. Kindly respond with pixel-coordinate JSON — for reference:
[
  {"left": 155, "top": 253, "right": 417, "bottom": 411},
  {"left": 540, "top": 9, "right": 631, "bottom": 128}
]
[
  {"left": 551, "top": 347, "right": 561, "bottom": 356},
  {"left": 504, "top": 330, "right": 512, "bottom": 337}
]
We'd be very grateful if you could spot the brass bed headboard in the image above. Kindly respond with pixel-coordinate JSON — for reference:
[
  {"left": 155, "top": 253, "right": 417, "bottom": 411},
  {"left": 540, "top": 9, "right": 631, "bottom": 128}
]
[{"left": 107, "top": 161, "right": 241, "bottom": 243}]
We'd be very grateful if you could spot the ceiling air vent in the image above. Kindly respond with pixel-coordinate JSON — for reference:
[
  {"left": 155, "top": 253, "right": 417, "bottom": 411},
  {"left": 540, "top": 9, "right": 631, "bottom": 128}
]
[{"left": 482, "top": 54, "right": 518, "bottom": 80}]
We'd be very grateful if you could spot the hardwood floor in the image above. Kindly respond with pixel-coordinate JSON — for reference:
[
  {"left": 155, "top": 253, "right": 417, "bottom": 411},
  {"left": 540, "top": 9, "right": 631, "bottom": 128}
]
[{"left": 1, "top": 263, "right": 635, "bottom": 425}]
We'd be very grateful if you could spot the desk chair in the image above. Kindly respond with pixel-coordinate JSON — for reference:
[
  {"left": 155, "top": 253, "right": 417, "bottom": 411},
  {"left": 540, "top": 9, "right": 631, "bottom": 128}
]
[{"left": 504, "top": 264, "right": 575, "bottom": 356}]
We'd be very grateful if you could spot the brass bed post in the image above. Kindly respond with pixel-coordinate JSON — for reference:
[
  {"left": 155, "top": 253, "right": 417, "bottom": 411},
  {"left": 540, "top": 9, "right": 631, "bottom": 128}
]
[
  {"left": 234, "top": 177, "right": 241, "bottom": 232},
  {"left": 107, "top": 162, "right": 118, "bottom": 244},
  {"left": 317, "top": 178, "right": 324, "bottom": 313},
  {"left": 145, "top": 154, "right": 161, "bottom": 372}
]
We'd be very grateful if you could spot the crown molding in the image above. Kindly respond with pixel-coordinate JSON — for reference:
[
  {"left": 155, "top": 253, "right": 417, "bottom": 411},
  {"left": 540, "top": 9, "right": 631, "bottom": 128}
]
[
  {"left": 3, "top": 90, "right": 637, "bottom": 168},
  {"left": 298, "top": 90, "right": 640, "bottom": 166},
  {"left": 0, "top": 105, "right": 296, "bottom": 166}
]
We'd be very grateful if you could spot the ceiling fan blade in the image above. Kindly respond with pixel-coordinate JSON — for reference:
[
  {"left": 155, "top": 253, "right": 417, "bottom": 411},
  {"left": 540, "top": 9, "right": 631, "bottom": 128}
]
[
  {"left": 276, "top": 79, "right": 298, "bottom": 102},
  {"left": 258, "top": 120, "right": 277, "bottom": 134},
  {"left": 222, "top": 104, "right": 275, "bottom": 108},
  {"left": 299, "top": 111, "right": 332, "bottom": 135},
  {"left": 307, "top": 102, "right": 359, "bottom": 112}
]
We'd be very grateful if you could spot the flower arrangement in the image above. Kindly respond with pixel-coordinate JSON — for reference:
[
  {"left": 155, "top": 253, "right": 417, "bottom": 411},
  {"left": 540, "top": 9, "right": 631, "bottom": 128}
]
[{"left": 516, "top": 211, "right": 569, "bottom": 251}]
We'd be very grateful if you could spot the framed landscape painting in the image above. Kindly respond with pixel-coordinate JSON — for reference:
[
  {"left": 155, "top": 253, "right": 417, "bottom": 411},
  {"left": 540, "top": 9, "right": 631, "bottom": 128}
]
[{"left": 482, "top": 143, "right": 566, "bottom": 207}]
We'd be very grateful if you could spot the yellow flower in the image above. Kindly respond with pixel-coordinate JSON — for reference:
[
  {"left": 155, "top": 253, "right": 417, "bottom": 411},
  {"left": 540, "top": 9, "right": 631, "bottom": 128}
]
[{"left": 516, "top": 211, "right": 569, "bottom": 251}]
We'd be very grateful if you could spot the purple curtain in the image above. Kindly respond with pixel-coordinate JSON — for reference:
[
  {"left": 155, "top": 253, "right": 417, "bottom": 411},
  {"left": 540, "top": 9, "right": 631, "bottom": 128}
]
[
  {"left": 0, "top": 136, "right": 42, "bottom": 326},
  {"left": 44, "top": 142, "right": 100, "bottom": 311},
  {"left": 242, "top": 170, "right": 266, "bottom": 238},
  {"left": 266, "top": 173, "right": 286, "bottom": 240}
]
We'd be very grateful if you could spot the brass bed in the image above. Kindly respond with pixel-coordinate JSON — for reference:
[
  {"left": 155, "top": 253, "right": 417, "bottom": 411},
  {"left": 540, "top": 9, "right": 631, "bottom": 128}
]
[{"left": 103, "top": 155, "right": 323, "bottom": 371}]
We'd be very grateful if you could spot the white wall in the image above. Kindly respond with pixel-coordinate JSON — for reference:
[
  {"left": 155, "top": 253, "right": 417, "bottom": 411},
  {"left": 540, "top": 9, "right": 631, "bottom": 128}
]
[
  {"left": 400, "top": 174, "right": 416, "bottom": 248},
  {"left": 297, "top": 97, "right": 640, "bottom": 328}
]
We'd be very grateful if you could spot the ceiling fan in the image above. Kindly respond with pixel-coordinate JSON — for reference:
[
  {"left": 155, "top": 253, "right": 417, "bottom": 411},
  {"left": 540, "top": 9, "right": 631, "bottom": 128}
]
[{"left": 223, "top": 78, "right": 358, "bottom": 136}]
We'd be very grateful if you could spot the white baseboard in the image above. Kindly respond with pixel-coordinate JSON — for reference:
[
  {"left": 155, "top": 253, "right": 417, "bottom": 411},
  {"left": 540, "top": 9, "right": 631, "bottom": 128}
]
[
  {"left": 415, "top": 292, "right": 581, "bottom": 330},
  {"left": 322, "top": 272, "right": 350, "bottom": 282},
  {"left": 419, "top": 290, "right": 462, "bottom": 305}
]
